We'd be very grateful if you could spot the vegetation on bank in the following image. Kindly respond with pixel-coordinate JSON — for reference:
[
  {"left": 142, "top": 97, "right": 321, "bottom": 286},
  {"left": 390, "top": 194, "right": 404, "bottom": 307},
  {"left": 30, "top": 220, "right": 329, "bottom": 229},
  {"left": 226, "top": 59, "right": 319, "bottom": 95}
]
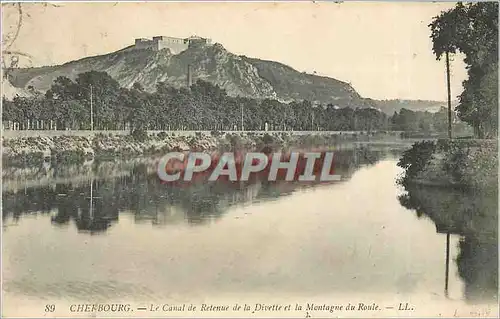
[
  {"left": 397, "top": 2, "right": 499, "bottom": 192},
  {"left": 397, "top": 139, "right": 497, "bottom": 191},
  {"left": 2, "top": 130, "right": 392, "bottom": 166},
  {"left": 3, "top": 71, "right": 467, "bottom": 136}
]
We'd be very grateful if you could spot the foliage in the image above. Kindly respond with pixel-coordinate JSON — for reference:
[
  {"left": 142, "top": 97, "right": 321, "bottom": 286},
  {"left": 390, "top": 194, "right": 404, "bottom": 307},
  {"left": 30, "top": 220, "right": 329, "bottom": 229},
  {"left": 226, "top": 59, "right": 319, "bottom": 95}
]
[
  {"left": 131, "top": 128, "right": 148, "bottom": 142},
  {"left": 438, "top": 139, "right": 498, "bottom": 190},
  {"left": 397, "top": 140, "right": 436, "bottom": 184},
  {"left": 441, "top": 141, "right": 469, "bottom": 183},
  {"left": 157, "top": 131, "right": 168, "bottom": 140},
  {"left": 429, "top": 2, "right": 498, "bottom": 138},
  {"left": 210, "top": 130, "right": 222, "bottom": 138},
  {"left": 3, "top": 72, "right": 392, "bottom": 132},
  {"left": 398, "top": 139, "right": 498, "bottom": 190},
  {"left": 390, "top": 106, "right": 472, "bottom": 136},
  {"left": 2, "top": 71, "right": 472, "bottom": 135}
]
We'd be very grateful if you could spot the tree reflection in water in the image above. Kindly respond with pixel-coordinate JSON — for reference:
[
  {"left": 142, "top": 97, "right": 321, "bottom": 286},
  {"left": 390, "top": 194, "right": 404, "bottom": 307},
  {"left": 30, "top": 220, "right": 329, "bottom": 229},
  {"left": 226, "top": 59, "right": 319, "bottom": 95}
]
[
  {"left": 398, "top": 185, "right": 498, "bottom": 303},
  {"left": 2, "top": 146, "right": 390, "bottom": 232}
]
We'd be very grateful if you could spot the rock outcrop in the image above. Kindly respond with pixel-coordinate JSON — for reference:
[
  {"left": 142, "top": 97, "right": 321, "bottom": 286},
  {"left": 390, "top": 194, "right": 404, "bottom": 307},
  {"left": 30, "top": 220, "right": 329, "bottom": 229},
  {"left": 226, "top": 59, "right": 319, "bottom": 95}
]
[{"left": 7, "top": 42, "right": 372, "bottom": 107}]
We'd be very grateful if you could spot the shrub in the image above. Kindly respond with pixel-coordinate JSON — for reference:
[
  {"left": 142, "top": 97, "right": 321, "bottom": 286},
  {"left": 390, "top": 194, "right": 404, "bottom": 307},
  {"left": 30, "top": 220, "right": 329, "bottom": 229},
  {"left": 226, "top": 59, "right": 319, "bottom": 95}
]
[
  {"left": 131, "top": 128, "right": 148, "bottom": 142},
  {"left": 157, "top": 131, "right": 168, "bottom": 140},
  {"left": 210, "top": 130, "right": 222, "bottom": 138},
  {"left": 188, "top": 136, "right": 198, "bottom": 147},
  {"left": 397, "top": 140, "right": 436, "bottom": 185}
]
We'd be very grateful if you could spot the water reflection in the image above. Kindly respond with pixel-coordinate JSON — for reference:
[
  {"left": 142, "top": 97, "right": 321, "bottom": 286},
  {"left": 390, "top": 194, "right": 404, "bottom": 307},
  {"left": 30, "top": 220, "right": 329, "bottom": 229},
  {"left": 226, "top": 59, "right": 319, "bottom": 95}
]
[
  {"left": 2, "top": 146, "right": 393, "bottom": 233},
  {"left": 3, "top": 144, "right": 496, "bottom": 309},
  {"left": 398, "top": 185, "right": 498, "bottom": 303}
]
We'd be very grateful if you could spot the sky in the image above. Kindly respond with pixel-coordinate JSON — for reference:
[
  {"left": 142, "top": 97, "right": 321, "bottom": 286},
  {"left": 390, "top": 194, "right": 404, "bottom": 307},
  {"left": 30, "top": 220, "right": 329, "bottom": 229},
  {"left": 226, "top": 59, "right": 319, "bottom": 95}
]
[{"left": 1, "top": 1, "right": 467, "bottom": 101}]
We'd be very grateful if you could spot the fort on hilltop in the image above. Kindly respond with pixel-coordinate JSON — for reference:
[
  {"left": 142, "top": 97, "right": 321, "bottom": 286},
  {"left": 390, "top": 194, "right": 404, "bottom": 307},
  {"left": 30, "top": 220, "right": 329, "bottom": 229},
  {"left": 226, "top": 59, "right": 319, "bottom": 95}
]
[{"left": 133, "top": 35, "right": 212, "bottom": 54}]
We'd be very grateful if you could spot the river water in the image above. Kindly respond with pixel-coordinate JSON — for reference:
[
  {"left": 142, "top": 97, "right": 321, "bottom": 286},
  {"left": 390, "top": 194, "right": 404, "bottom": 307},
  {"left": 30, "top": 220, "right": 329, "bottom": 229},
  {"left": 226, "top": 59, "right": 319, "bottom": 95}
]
[{"left": 2, "top": 144, "right": 498, "bottom": 317}]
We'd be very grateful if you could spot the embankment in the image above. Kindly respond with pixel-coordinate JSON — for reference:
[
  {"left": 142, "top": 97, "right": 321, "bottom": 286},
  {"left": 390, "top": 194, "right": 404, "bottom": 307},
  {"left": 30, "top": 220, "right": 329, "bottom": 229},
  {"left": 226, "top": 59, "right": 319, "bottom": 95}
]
[
  {"left": 2, "top": 131, "right": 402, "bottom": 166},
  {"left": 397, "top": 139, "right": 498, "bottom": 303},
  {"left": 397, "top": 139, "right": 498, "bottom": 191}
]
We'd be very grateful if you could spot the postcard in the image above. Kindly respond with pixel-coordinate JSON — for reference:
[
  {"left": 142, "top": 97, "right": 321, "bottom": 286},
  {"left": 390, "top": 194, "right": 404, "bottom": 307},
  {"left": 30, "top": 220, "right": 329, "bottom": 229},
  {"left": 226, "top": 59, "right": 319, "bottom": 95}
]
[{"left": 1, "top": 1, "right": 498, "bottom": 318}]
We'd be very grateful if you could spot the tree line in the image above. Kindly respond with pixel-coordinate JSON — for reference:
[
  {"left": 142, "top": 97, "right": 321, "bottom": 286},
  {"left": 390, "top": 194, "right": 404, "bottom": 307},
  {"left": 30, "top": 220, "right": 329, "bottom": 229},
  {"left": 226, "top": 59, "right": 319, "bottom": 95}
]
[{"left": 3, "top": 71, "right": 456, "bottom": 134}]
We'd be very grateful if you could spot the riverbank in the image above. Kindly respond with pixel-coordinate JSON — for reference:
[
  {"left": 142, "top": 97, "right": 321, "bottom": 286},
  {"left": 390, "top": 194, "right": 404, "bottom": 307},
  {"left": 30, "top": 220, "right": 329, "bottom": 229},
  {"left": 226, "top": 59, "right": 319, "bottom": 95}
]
[
  {"left": 2, "top": 130, "right": 407, "bottom": 166},
  {"left": 397, "top": 139, "right": 498, "bottom": 191}
]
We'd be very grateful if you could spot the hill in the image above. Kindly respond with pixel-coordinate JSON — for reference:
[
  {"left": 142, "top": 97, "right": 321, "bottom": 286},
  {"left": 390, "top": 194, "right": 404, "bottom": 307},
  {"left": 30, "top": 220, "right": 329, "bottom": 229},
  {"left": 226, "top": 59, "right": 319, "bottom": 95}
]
[
  {"left": 7, "top": 42, "right": 375, "bottom": 108},
  {"left": 1, "top": 78, "right": 34, "bottom": 100},
  {"left": 373, "top": 99, "right": 459, "bottom": 114}
]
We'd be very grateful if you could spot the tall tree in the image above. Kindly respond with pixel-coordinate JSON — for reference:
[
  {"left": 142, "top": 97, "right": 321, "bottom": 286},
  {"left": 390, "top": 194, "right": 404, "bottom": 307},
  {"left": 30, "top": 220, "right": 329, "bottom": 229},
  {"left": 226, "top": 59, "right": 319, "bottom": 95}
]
[
  {"left": 429, "top": 2, "right": 498, "bottom": 138},
  {"left": 74, "top": 71, "right": 122, "bottom": 130}
]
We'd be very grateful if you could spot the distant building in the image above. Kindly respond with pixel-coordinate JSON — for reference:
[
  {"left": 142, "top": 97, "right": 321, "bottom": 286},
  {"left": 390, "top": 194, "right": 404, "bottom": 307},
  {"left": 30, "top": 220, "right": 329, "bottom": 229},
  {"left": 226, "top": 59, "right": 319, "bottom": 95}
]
[
  {"left": 133, "top": 35, "right": 212, "bottom": 54},
  {"left": 186, "top": 35, "right": 212, "bottom": 48}
]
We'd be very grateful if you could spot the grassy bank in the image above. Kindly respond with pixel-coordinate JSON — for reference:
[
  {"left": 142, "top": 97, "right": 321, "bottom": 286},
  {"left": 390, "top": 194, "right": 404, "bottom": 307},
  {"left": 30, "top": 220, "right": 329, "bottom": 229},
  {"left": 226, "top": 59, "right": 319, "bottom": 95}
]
[{"left": 397, "top": 139, "right": 498, "bottom": 191}]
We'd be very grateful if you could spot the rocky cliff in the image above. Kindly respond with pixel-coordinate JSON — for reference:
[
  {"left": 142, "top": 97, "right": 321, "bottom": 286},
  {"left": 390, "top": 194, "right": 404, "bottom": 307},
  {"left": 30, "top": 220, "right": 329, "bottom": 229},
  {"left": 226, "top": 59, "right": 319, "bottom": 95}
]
[{"left": 7, "top": 43, "right": 373, "bottom": 107}]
